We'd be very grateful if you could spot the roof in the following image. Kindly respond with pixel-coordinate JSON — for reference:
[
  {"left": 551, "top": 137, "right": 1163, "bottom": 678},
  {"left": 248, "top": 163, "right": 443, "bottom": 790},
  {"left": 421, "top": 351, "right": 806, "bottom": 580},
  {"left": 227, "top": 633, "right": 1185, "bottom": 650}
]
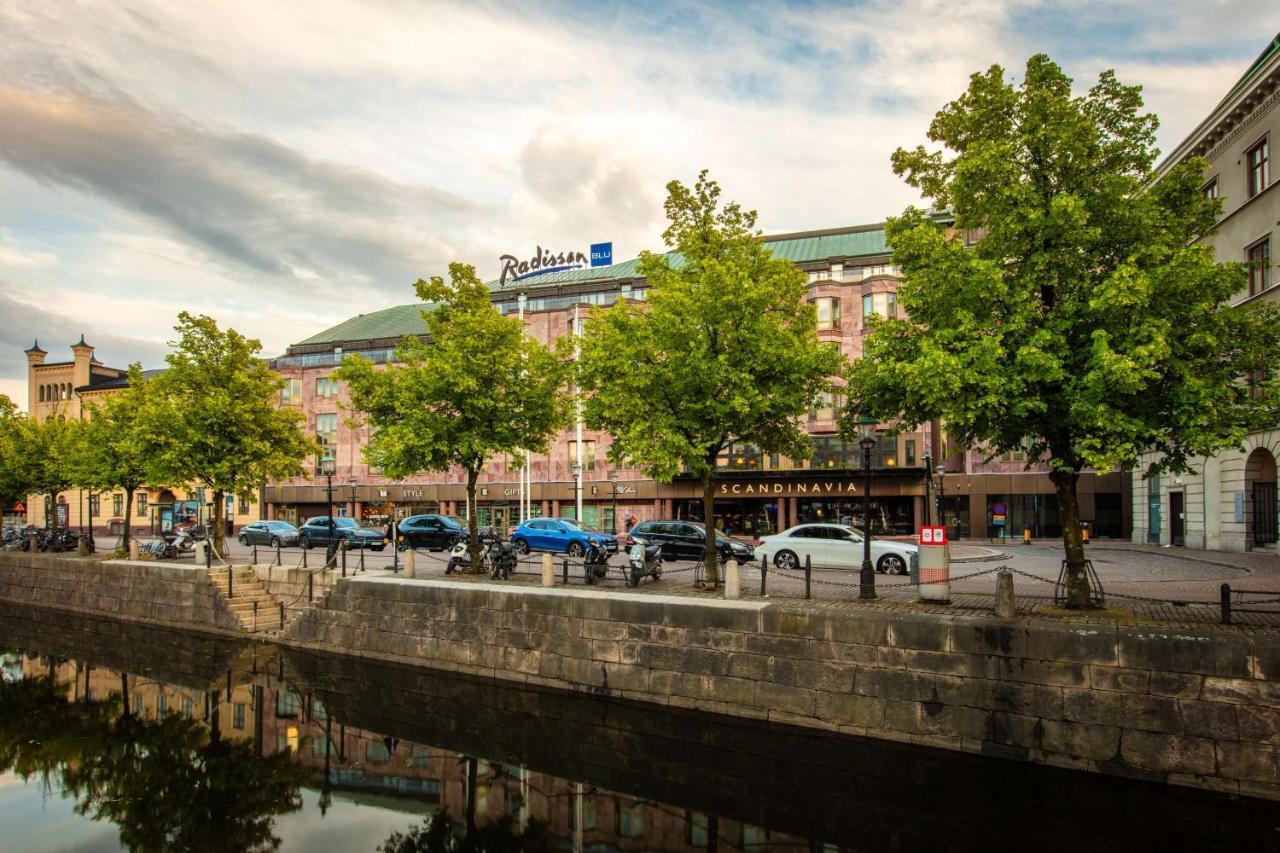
[
  {"left": 291, "top": 222, "right": 894, "bottom": 349},
  {"left": 1211, "top": 32, "right": 1280, "bottom": 115},
  {"left": 77, "top": 368, "right": 164, "bottom": 393},
  {"left": 23, "top": 340, "right": 45, "bottom": 355}
]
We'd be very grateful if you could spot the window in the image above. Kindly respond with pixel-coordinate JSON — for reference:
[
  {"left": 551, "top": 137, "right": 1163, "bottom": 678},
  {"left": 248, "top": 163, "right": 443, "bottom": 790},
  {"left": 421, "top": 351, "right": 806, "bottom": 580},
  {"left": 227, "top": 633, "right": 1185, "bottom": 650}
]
[
  {"left": 812, "top": 436, "right": 857, "bottom": 469},
  {"left": 570, "top": 797, "right": 597, "bottom": 831},
  {"left": 182, "top": 697, "right": 193, "bottom": 719},
  {"left": 233, "top": 703, "right": 246, "bottom": 729},
  {"left": 567, "top": 440, "right": 596, "bottom": 472},
  {"left": 815, "top": 297, "right": 841, "bottom": 330},
  {"left": 315, "top": 413, "right": 338, "bottom": 475},
  {"left": 1248, "top": 237, "right": 1271, "bottom": 296},
  {"left": 1247, "top": 136, "right": 1269, "bottom": 199},
  {"left": 722, "top": 442, "right": 761, "bottom": 470},
  {"left": 238, "top": 496, "right": 250, "bottom": 515},
  {"left": 616, "top": 803, "right": 644, "bottom": 838},
  {"left": 112, "top": 493, "right": 123, "bottom": 516},
  {"left": 137, "top": 492, "right": 148, "bottom": 514},
  {"left": 365, "top": 740, "right": 392, "bottom": 763},
  {"left": 687, "top": 812, "right": 709, "bottom": 846},
  {"left": 863, "top": 291, "right": 896, "bottom": 321},
  {"left": 905, "top": 439, "right": 917, "bottom": 466},
  {"left": 133, "top": 693, "right": 143, "bottom": 715},
  {"left": 158, "top": 695, "right": 168, "bottom": 717},
  {"left": 874, "top": 432, "right": 897, "bottom": 468},
  {"left": 316, "top": 376, "right": 339, "bottom": 399},
  {"left": 275, "top": 691, "right": 300, "bottom": 718},
  {"left": 88, "top": 493, "right": 100, "bottom": 516},
  {"left": 281, "top": 378, "right": 302, "bottom": 406},
  {"left": 811, "top": 391, "right": 840, "bottom": 422},
  {"left": 1203, "top": 176, "right": 1220, "bottom": 202}
]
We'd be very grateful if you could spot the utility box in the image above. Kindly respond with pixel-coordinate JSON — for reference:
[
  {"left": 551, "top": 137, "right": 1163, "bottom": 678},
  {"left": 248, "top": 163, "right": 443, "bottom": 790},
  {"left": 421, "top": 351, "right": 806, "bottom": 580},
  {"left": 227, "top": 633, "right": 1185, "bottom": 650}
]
[{"left": 917, "top": 525, "right": 950, "bottom": 603}]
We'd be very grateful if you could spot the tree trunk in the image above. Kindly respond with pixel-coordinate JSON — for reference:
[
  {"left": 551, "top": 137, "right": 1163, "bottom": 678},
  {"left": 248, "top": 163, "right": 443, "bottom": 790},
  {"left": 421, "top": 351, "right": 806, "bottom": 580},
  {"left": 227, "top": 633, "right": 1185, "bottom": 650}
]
[
  {"left": 466, "top": 468, "right": 480, "bottom": 573},
  {"left": 702, "top": 470, "right": 719, "bottom": 586},
  {"left": 212, "top": 488, "right": 225, "bottom": 557},
  {"left": 123, "top": 486, "right": 135, "bottom": 554},
  {"left": 1049, "top": 468, "right": 1094, "bottom": 608},
  {"left": 46, "top": 491, "right": 55, "bottom": 528}
]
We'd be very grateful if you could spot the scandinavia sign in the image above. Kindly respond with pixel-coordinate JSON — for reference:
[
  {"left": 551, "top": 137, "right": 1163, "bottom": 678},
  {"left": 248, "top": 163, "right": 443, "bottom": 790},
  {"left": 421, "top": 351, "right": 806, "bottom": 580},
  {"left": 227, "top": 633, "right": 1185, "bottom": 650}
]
[
  {"left": 718, "top": 481, "right": 860, "bottom": 496},
  {"left": 498, "top": 242, "right": 612, "bottom": 286}
]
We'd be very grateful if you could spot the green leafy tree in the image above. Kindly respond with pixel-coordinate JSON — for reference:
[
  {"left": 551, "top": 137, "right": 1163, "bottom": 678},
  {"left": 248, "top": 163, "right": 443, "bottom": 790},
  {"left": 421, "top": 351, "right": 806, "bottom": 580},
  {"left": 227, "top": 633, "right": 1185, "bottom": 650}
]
[
  {"left": 844, "top": 55, "right": 1280, "bottom": 606},
  {"left": 13, "top": 412, "right": 85, "bottom": 528},
  {"left": 145, "top": 312, "right": 313, "bottom": 555},
  {"left": 72, "top": 365, "right": 171, "bottom": 553},
  {"left": 0, "top": 394, "right": 27, "bottom": 511},
  {"left": 337, "top": 263, "right": 569, "bottom": 571},
  {"left": 577, "top": 172, "right": 842, "bottom": 584}
]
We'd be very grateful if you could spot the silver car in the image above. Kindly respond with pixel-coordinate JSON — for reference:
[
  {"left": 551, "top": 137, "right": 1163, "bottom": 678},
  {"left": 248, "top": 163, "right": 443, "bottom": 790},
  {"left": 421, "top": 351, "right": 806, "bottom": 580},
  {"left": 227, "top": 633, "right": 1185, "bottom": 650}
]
[{"left": 754, "top": 523, "right": 917, "bottom": 575}]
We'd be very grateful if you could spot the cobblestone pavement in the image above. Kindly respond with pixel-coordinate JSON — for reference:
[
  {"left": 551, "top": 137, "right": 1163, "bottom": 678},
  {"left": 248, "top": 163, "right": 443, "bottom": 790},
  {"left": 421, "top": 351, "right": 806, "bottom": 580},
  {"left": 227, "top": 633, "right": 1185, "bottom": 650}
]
[{"left": 211, "top": 536, "right": 1280, "bottom": 629}]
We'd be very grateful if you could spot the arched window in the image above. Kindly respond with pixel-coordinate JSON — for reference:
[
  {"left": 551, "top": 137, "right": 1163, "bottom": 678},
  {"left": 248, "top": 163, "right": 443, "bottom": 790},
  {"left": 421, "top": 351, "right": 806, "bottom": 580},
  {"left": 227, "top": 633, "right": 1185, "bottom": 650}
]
[{"left": 38, "top": 386, "right": 44, "bottom": 402}]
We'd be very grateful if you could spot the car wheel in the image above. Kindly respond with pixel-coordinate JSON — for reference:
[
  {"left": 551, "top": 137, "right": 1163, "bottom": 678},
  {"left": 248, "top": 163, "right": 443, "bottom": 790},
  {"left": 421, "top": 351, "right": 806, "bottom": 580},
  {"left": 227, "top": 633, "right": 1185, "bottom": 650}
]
[
  {"left": 299, "top": 535, "right": 310, "bottom": 550},
  {"left": 878, "top": 554, "right": 908, "bottom": 576},
  {"left": 238, "top": 534, "right": 248, "bottom": 546},
  {"left": 567, "top": 541, "right": 585, "bottom": 558},
  {"left": 774, "top": 550, "right": 799, "bottom": 571},
  {"left": 446, "top": 534, "right": 461, "bottom": 551},
  {"left": 269, "top": 536, "right": 280, "bottom": 548},
  {"left": 513, "top": 538, "right": 529, "bottom": 555}
]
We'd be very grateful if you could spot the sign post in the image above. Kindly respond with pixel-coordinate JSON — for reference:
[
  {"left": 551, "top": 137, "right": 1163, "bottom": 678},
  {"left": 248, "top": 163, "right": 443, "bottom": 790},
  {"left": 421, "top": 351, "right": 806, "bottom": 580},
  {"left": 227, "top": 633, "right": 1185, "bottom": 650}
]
[{"left": 917, "top": 525, "right": 950, "bottom": 603}]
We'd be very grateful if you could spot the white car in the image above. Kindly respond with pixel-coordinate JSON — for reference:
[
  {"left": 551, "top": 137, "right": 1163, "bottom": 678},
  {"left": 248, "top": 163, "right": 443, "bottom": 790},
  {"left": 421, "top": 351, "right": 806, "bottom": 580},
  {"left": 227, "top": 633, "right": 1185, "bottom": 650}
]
[{"left": 755, "top": 523, "right": 918, "bottom": 575}]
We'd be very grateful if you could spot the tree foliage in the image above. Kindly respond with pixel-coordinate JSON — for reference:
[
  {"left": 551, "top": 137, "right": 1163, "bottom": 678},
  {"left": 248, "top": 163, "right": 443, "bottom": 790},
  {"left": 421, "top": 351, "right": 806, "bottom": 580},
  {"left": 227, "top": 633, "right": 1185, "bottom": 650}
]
[
  {"left": 145, "top": 312, "right": 313, "bottom": 553},
  {"left": 577, "top": 171, "right": 841, "bottom": 582},
  {"left": 12, "top": 411, "right": 85, "bottom": 528},
  {"left": 337, "top": 263, "right": 569, "bottom": 569},
  {"left": 844, "top": 55, "right": 1280, "bottom": 605},
  {"left": 73, "top": 365, "right": 171, "bottom": 551},
  {"left": 0, "top": 394, "right": 27, "bottom": 508}
]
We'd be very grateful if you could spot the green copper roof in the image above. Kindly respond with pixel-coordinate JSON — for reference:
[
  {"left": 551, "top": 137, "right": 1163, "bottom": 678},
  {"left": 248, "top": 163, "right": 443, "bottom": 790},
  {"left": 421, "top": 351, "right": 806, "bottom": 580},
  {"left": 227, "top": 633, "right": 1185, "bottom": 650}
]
[
  {"left": 292, "top": 224, "right": 892, "bottom": 348},
  {"left": 1213, "top": 32, "right": 1280, "bottom": 114}
]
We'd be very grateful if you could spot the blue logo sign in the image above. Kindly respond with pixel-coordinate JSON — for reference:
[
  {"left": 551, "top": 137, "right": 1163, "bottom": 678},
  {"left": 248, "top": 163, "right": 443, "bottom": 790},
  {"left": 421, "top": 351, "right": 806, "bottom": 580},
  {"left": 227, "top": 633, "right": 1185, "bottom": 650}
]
[{"left": 589, "top": 242, "right": 613, "bottom": 268}]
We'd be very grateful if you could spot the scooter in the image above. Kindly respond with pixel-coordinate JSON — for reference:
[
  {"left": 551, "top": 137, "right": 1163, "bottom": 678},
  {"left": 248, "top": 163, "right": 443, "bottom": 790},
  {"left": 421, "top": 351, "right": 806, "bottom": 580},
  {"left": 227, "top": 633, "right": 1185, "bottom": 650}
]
[
  {"left": 583, "top": 540, "right": 612, "bottom": 585},
  {"left": 169, "top": 526, "right": 202, "bottom": 555},
  {"left": 444, "top": 538, "right": 470, "bottom": 574},
  {"left": 626, "top": 536, "right": 663, "bottom": 587},
  {"left": 444, "top": 531, "right": 517, "bottom": 579}
]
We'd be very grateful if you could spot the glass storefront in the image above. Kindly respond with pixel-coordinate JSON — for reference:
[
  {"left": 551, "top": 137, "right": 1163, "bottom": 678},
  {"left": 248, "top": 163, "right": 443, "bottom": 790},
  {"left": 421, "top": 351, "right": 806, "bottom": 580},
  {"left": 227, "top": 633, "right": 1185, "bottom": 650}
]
[
  {"left": 985, "top": 494, "right": 1061, "bottom": 539},
  {"left": 674, "top": 495, "right": 915, "bottom": 536}
]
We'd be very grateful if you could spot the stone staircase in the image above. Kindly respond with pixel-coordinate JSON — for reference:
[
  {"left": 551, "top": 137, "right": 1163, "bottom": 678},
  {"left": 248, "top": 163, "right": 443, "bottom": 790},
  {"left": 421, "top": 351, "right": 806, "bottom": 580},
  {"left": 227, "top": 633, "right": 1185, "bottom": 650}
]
[{"left": 208, "top": 566, "right": 279, "bottom": 634}]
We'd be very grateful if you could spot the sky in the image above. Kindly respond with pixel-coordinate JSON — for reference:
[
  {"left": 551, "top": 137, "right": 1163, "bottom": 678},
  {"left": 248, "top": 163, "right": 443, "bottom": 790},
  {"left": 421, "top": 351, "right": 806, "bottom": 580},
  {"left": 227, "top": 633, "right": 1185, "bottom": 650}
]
[{"left": 0, "top": 0, "right": 1275, "bottom": 407}]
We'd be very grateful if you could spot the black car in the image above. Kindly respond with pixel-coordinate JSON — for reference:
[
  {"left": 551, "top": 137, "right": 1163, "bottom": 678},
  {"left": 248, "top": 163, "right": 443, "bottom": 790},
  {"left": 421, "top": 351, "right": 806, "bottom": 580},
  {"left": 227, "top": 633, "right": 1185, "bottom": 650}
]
[
  {"left": 237, "top": 520, "right": 300, "bottom": 547},
  {"left": 624, "top": 520, "right": 755, "bottom": 563},
  {"left": 397, "top": 514, "right": 467, "bottom": 551},
  {"left": 299, "top": 517, "right": 386, "bottom": 551}
]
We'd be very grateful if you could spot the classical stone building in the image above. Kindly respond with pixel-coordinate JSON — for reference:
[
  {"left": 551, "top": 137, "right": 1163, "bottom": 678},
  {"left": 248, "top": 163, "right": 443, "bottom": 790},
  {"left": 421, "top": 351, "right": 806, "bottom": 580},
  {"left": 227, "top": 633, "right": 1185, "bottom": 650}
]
[
  {"left": 1133, "top": 34, "right": 1280, "bottom": 551},
  {"left": 266, "top": 222, "right": 1129, "bottom": 540}
]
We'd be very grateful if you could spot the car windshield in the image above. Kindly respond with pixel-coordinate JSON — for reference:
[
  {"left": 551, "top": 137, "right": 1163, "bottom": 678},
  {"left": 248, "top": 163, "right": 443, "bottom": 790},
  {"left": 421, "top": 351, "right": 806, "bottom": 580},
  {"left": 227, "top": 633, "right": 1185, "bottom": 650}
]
[
  {"left": 561, "top": 519, "right": 602, "bottom": 533},
  {"left": 332, "top": 518, "right": 359, "bottom": 528}
]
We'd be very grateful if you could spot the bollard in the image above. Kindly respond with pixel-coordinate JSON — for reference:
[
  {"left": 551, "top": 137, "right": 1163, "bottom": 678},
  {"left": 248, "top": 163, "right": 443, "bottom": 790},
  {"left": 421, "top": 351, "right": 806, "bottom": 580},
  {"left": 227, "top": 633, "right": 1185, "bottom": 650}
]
[
  {"left": 253, "top": 600, "right": 258, "bottom": 632},
  {"left": 392, "top": 539, "right": 399, "bottom": 573},
  {"left": 129, "top": 539, "right": 140, "bottom": 560},
  {"left": 308, "top": 572, "right": 314, "bottom": 602},
  {"left": 205, "top": 541, "right": 212, "bottom": 569},
  {"left": 279, "top": 602, "right": 285, "bottom": 630},
  {"left": 542, "top": 553, "right": 555, "bottom": 587},
  {"left": 562, "top": 560, "right": 569, "bottom": 585},
  {"left": 302, "top": 546, "right": 307, "bottom": 568},
  {"left": 724, "top": 560, "right": 740, "bottom": 600},
  {"left": 995, "top": 569, "right": 1015, "bottom": 618},
  {"left": 228, "top": 565, "right": 234, "bottom": 599},
  {"left": 404, "top": 547, "right": 416, "bottom": 579},
  {"left": 275, "top": 541, "right": 282, "bottom": 566},
  {"left": 77, "top": 537, "right": 88, "bottom": 557},
  {"left": 1221, "top": 583, "right": 1232, "bottom": 625},
  {"left": 1023, "top": 528, "right": 1031, "bottom": 544},
  {"left": 359, "top": 546, "right": 365, "bottom": 572},
  {"left": 253, "top": 544, "right": 258, "bottom": 564},
  {"left": 341, "top": 540, "right": 348, "bottom": 575},
  {"left": 759, "top": 555, "right": 768, "bottom": 596},
  {"left": 804, "top": 554, "right": 812, "bottom": 600}
]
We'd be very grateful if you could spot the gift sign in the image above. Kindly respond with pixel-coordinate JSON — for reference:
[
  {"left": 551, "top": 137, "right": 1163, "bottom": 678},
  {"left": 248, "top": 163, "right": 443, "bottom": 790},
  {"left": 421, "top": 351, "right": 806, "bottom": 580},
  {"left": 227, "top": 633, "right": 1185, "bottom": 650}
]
[{"left": 919, "top": 526, "right": 947, "bottom": 546}]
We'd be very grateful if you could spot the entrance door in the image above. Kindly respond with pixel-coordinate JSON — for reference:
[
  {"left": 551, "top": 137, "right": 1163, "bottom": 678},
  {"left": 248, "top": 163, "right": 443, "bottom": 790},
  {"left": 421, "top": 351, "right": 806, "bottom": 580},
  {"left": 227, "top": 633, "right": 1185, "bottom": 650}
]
[
  {"left": 1170, "top": 492, "right": 1185, "bottom": 546},
  {"left": 491, "top": 506, "right": 509, "bottom": 537},
  {"left": 1254, "top": 482, "right": 1278, "bottom": 545}
]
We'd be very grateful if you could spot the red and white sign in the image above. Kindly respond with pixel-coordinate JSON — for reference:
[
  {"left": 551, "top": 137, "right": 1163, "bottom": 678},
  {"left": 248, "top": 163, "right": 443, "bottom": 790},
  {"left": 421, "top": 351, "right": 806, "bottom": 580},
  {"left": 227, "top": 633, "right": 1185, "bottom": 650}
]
[{"left": 919, "top": 525, "right": 947, "bottom": 546}]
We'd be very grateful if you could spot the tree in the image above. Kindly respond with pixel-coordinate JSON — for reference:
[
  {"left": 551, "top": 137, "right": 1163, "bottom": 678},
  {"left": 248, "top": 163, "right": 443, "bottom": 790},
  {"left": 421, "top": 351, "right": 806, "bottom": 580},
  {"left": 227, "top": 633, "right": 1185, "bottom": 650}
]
[
  {"left": 0, "top": 394, "right": 27, "bottom": 512},
  {"left": 13, "top": 412, "right": 85, "bottom": 528},
  {"left": 73, "top": 365, "right": 170, "bottom": 553},
  {"left": 337, "top": 263, "right": 569, "bottom": 571},
  {"left": 844, "top": 55, "right": 1280, "bottom": 607},
  {"left": 145, "top": 313, "right": 313, "bottom": 555},
  {"left": 577, "top": 172, "right": 842, "bottom": 584}
]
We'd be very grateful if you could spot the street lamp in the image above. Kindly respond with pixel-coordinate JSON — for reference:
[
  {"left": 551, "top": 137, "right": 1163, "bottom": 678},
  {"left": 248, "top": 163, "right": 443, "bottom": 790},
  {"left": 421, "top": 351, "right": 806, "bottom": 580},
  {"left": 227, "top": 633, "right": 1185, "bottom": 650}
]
[
  {"left": 571, "top": 461, "right": 582, "bottom": 523},
  {"left": 321, "top": 457, "right": 336, "bottom": 565},
  {"left": 346, "top": 476, "right": 358, "bottom": 521},
  {"left": 611, "top": 473, "right": 620, "bottom": 535},
  {"left": 856, "top": 414, "right": 877, "bottom": 600}
]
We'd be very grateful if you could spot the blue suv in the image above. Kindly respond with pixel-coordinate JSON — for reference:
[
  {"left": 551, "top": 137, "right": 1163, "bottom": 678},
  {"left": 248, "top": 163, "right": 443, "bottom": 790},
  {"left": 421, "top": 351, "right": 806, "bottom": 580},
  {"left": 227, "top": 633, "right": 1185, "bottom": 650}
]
[{"left": 510, "top": 518, "right": 617, "bottom": 557}]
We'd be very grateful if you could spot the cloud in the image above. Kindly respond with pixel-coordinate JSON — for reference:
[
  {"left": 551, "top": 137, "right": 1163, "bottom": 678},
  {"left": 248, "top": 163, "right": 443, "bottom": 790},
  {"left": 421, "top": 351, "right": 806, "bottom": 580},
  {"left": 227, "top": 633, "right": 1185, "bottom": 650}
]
[{"left": 0, "top": 86, "right": 487, "bottom": 296}]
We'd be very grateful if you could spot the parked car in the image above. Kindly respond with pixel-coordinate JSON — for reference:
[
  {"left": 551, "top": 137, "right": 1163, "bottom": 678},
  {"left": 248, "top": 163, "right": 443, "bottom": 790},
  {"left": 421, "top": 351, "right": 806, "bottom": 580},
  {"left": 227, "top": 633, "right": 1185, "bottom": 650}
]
[
  {"left": 623, "top": 520, "right": 755, "bottom": 564},
  {"left": 754, "top": 523, "right": 917, "bottom": 575},
  {"left": 509, "top": 518, "right": 617, "bottom": 557},
  {"left": 298, "top": 517, "right": 387, "bottom": 551},
  {"left": 397, "top": 514, "right": 467, "bottom": 551},
  {"left": 237, "top": 520, "right": 300, "bottom": 548}
]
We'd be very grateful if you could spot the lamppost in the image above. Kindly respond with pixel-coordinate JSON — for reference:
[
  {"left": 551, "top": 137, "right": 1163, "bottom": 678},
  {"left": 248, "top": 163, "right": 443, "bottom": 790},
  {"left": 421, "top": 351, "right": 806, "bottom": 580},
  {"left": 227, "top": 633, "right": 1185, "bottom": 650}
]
[
  {"left": 922, "top": 452, "right": 933, "bottom": 526},
  {"left": 856, "top": 414, "right": 877, "bottom": 600},
  {"left": 571, "top": 461, "right": 582, "bottom": 522},
  {"left": 611, "top": 473, "right": 620, "bottom": 535},
  {"left": 322, "top": 458, "right": 336, "bottom": 565},
  {"left": 347, "top": 476, "right": 358, "bottom": 521},
  {"left": 936, "top": 462, "right": 948, "bottom": 538}
]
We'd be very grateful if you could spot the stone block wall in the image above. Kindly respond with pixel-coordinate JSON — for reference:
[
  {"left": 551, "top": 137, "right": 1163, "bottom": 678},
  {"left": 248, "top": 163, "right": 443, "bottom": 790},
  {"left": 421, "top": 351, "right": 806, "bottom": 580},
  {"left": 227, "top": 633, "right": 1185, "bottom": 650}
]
[
  {"left": 0, "top": 552, "right": 241, "bottom": 634},
  {"left": 286, "top": 577, "right": 1280, "bottom": 799},
  {"left": 251, "top": 564, "right": 340, "bottom": 621}
]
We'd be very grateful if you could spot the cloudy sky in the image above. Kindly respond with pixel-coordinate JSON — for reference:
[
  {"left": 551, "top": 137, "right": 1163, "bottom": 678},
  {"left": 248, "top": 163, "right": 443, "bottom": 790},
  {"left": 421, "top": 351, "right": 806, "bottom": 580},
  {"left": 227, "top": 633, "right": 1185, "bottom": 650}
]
[{"left": 0, "top": 0, "right": 1275, "bottom": 406}]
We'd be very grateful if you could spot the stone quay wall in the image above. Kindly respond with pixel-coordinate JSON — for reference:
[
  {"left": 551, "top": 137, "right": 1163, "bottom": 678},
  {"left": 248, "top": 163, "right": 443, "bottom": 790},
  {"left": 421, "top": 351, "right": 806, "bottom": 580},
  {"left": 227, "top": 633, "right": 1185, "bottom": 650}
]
[
  {"left": 0, "top": 552, "right": 241, "bottom": 635},
  {"left": 285, "top": 576, "right": 1280, "bottom": 800},
  {"left": 250, "top": 564, "right": 340, "bottom": 621}
]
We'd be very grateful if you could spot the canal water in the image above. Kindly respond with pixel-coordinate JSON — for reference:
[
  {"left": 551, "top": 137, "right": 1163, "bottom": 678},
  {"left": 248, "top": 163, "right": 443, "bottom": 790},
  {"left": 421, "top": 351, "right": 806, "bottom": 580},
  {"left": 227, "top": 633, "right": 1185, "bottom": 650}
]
[{"left": 2, "top": 606, "right": 1279, "bottom": 852}]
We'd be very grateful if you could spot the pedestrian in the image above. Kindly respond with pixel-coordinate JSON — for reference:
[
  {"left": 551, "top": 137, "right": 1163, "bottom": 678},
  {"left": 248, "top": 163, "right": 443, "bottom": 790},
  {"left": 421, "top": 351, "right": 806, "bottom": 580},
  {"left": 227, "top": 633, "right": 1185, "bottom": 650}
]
[
  {"left": 625, "top": 515, "right": 637, "bottom": 532},
  {"left": 385, "top": 519, "right": 396, "bottom": 549}
]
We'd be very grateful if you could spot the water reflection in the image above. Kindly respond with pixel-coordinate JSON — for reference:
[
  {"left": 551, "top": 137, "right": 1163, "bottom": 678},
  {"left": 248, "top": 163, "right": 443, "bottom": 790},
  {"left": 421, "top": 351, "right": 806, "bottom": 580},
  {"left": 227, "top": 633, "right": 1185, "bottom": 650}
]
[{"left": 2, "top": 607, "right": 1280, "bottom": 852}]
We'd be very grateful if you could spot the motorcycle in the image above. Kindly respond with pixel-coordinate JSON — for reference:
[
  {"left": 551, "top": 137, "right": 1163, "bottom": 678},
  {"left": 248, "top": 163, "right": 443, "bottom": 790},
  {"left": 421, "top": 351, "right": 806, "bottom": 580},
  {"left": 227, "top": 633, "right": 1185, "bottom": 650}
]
[
  {"left": 168, "top": 526, "right": 203, "bottom": 555},
  {"left": 626, "top": 536, "right": 663, "bottom": 587},
  {"left": 582, "top": 540, "right": 612, "bottom": 585},
  {"left": 444, "top": 529, "right": 517, "bottom": 579}
]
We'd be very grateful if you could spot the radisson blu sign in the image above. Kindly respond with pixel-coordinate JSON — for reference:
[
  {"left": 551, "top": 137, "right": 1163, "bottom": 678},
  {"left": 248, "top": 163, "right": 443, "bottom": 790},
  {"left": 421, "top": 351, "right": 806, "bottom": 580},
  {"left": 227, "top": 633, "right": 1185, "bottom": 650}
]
[{"left": 498, "top": 241, "right": 612, "bottom": 286}]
